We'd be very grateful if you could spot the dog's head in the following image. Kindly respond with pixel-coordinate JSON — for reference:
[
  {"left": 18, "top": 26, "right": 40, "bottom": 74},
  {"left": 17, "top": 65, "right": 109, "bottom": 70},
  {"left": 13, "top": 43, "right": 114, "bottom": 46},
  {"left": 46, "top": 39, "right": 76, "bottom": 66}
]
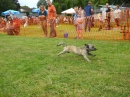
[{"left": 84, "top": 44, "right": 97, "bottom": 51}]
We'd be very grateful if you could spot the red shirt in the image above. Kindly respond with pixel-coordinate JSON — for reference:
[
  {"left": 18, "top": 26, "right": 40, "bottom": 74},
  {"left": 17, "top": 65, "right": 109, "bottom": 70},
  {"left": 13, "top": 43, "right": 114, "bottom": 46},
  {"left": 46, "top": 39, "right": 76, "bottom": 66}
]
[{"left": 13, "top": 18, "right": 20, "bottom": 27}]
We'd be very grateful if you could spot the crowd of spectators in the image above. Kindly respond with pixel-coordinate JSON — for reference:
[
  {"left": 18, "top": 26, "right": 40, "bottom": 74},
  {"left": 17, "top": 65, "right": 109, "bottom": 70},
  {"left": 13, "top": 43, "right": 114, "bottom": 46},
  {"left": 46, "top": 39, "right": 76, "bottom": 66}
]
[{"left": 0, "top": 2, "right": 130, "bottom": 37}]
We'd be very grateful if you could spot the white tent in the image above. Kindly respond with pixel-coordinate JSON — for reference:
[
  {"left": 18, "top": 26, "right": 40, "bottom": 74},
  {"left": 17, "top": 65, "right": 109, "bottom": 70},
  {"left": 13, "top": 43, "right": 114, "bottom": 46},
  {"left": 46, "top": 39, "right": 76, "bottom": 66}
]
[{"left": 61, "top": 8, "right": 75, "bottom": 14}]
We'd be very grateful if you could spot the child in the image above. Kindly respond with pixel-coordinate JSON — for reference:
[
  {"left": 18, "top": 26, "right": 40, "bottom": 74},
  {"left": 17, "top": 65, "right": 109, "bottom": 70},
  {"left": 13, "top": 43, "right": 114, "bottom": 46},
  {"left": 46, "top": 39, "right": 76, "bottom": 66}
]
[
  {"left": 75, "top": 12, "right": 84, "bottom": 39},
  {"left": 5, "top": 16, "right": 20, "bottom": 35}
]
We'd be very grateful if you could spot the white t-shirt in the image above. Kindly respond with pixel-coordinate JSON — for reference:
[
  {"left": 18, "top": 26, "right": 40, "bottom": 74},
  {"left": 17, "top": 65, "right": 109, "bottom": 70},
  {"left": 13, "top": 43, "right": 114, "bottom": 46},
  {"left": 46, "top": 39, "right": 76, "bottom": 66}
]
[
  {"left": 114, "top": 9, "right": 121, "bottom": 18},
  {"left": 76, "top": 17, "right": 84, "bottom": 29}
]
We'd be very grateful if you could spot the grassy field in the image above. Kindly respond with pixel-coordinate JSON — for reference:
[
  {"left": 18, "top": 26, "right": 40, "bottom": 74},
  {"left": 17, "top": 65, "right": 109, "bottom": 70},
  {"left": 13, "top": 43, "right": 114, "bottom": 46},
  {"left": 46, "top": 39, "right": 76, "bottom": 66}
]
[
  {"left": 4, "top": 24, "right": 124, "bottom": 40},
  {"left": 0, "top": 32, "right": 130, "bottom": 97}
]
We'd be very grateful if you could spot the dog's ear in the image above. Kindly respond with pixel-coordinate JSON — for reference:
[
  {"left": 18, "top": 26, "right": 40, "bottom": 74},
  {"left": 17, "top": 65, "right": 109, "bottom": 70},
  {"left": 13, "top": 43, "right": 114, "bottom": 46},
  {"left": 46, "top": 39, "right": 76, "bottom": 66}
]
[{"left": 85, "top": 44, "right": 89, "bottom": 48}]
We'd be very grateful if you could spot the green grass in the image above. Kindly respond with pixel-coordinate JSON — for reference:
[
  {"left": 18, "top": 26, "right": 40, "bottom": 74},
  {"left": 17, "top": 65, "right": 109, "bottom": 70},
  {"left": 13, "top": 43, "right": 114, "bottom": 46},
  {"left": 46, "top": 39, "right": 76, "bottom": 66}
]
[
  {"left": 1, "top": 24, "right": 124, "bottom": 40},
  {"left": 0, "top": 33, "right": 130, "bottom": 97}
]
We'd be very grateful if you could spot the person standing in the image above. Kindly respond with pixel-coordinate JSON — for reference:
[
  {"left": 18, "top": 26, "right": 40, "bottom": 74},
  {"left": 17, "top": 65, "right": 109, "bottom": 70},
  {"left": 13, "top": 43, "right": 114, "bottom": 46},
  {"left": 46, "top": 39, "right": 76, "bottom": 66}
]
[
  {"left": 105, "top": 3, "right": 111, "bottom": 30},
  {"left": 78, "top": 6, "right": 86, "bottom": 31},
  {"left": 73, "top": 6, "right": 79, "bottom": 39},
  {"left": 46, "top": 0, "right": 57, "bottom": 38},
  {"left": 75, "top": 12, "right": 84, "bottom": 39},
  {"left": 73, "top": 6, "right": 79, "bottom": 25},
  {"left": 9, "top": 11, "right": 14, "bottom": 19},
  {"left": 84, "top": 2, "right": 94, "bottom": 32},
  {"left": 114, "top": 5, "right": 121, "bottom": 28},
  {"left": 78, "top": 6, "right": 85, "bottom": 18},
  {"left": 98, "top": 13, "right": 104, "bottom": 31},
  {"left": 38, "top": 5, "right": 48, "bottom": 37}
]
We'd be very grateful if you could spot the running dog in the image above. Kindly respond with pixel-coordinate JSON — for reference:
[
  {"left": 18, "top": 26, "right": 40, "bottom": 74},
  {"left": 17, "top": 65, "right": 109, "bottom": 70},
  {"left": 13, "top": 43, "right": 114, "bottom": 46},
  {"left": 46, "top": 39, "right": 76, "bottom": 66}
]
[{"left": 57, "top": 42, "right": 97, "bottom": 62}]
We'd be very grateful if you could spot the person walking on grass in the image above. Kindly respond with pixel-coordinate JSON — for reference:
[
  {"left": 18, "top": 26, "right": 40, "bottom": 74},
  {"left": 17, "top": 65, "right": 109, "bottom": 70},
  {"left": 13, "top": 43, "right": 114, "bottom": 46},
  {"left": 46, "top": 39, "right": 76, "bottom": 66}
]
[
  {"left": 46, "top": 0, "right": 57, "bottom": 38},
  {"left": 38, "top": 5, "right": 48, "bottom": 37}
]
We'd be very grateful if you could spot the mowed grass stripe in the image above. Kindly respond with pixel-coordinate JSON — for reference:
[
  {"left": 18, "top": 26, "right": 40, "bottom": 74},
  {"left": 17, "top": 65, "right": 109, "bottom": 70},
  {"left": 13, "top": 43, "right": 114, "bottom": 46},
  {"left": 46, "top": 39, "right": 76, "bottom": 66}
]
[{"left": 0, "top": 34, "right": 129, "bottom": 97}]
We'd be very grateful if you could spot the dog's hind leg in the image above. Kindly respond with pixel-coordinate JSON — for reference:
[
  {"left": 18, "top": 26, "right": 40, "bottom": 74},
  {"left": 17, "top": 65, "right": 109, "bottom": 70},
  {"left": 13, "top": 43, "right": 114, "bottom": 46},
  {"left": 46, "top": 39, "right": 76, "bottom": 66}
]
[
  {"left": 58, "top": 47, "right": 69, "bottom": 56},
  {"left": 58, "top": 50, "right": 68, "bottom": 56}
]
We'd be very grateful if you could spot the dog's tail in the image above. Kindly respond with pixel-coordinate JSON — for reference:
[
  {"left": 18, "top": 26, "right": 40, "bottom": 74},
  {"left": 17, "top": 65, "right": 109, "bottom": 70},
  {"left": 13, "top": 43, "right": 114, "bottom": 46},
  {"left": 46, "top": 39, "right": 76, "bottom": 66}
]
[{"left": 57, "top": 42, "right": 67, "bottom": 47}]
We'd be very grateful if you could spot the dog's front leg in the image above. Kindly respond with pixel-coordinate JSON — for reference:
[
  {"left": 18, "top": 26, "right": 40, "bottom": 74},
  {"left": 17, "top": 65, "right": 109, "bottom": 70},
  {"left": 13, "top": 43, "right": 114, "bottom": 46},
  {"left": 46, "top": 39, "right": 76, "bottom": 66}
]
[
  {"left": 83, "top": 54, "right": 91, "bottom": 62},
  {"left": 88, "top": 52, "right": 96, "bottom": 57}
]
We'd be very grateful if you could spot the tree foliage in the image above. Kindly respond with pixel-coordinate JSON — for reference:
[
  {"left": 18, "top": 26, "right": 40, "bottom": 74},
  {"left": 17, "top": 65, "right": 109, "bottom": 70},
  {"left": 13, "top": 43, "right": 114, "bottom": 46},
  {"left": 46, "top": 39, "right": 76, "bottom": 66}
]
[
  {"left": 108, "top": 0, "right": 129, "bottom": 5},
  {"left": 0, "top": 0, "right": 129, "bottom": 15},
  {"left": 37, "top": 0, "right": 47, "bottom": 9},
  {"left": 0, "top": 0, "right": 20, "bottom": 14},
  {"left": 36, "top": 0, "right": 130, "bottom": 14},
  {"left": 51, "top": 0, "right": 108, "bottom": 14}
]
